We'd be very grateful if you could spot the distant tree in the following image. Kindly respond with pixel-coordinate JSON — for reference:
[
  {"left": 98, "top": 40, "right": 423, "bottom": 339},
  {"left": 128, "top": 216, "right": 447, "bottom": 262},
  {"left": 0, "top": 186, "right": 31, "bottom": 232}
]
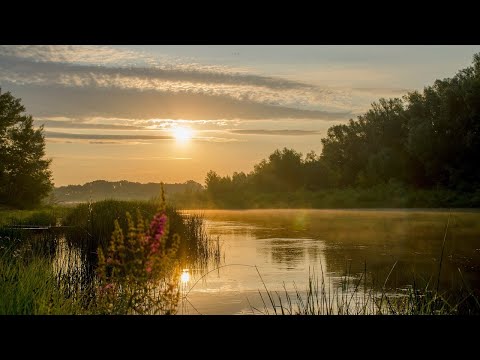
[{"left": 0, "top": 89, "right": 53, "bottom": 208}]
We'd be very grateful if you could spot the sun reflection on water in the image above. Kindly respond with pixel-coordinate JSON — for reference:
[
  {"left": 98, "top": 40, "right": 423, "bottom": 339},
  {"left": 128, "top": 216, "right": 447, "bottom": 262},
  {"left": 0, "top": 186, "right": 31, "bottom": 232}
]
[{"left": 181, "top": 269, "right": 190, "bottom": 284}]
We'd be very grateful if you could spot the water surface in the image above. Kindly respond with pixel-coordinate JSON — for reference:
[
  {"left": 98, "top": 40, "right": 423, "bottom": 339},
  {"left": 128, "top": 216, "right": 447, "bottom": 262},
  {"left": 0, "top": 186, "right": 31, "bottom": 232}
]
[{"left": 179, "top": 209, "right": 480, "bottom": 314}]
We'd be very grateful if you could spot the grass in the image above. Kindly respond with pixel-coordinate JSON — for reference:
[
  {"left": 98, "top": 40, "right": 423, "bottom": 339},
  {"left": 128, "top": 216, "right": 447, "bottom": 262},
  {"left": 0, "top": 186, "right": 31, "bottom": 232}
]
[
  {"left": 0, "top": 239, "right": 88, "bottom": 314},
  {"left": 0, "top": 206, "right": 70, "bottom": 227},
  {"left": 62, "top": 200, "right": 221, "bottom": 272},
  {"left": 248, "top": 263, "right": 480, "bottom": 315},
  {"left": 0, "top": 199, "right": 221, "bottom": 315},
  {"left": 0, "top": 256, "right": 83, "bottom": 314}
]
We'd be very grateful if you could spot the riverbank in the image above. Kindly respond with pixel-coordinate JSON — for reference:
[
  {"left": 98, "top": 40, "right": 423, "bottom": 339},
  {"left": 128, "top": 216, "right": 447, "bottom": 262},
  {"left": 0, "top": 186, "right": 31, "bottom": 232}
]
[{"left": 170, "top": 186, "right": 480, "bottom": 210}]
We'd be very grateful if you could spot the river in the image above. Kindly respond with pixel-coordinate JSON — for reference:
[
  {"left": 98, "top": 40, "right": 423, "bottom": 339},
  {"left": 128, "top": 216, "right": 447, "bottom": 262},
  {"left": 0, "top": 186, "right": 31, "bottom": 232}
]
[{"left": 178, "top": 209, "right": 480, "bottom": 314}]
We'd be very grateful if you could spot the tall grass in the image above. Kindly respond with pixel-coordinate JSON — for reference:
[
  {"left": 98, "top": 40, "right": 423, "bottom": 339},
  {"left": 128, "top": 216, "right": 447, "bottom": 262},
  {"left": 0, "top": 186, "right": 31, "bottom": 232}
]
[
  {"left": 179, "top": 213, "right": 222, "bottom": 271},
  {"left": 62, "top": 200, "right": 221, "bottom": 274},
  {"left": 0, "top": 240, "right": 88, "bottom": 315},
  {"left": 251, "top": 265, "right": 480, "bottom": 315}
]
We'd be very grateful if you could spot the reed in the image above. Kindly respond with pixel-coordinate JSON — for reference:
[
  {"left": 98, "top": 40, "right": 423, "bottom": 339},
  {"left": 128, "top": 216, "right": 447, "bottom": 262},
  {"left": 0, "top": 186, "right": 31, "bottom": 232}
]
[{"left": 249, "top": 264, "right": 480, "bottom": 315}]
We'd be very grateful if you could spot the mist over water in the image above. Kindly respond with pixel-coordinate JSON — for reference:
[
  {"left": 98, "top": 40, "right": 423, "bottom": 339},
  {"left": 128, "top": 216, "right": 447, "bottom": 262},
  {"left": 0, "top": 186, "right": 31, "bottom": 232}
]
[{"left": 179, "top": 209, "right": 480, "bottom": 314}]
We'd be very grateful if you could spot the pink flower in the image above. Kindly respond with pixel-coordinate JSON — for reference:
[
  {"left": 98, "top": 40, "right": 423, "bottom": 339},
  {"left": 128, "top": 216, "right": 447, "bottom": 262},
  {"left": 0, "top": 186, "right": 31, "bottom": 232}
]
[
  {"left": 146, "top": 266, "right": 152, "bottom": 273},
  {"left": 150, "top": 213, "right": 167, "bottom": 241},
  {"left": 146, "top": 212, "right": 167, "bottom": 255},
  {"left": 150, "top": 242, "right": 159, "bottom": 254}
]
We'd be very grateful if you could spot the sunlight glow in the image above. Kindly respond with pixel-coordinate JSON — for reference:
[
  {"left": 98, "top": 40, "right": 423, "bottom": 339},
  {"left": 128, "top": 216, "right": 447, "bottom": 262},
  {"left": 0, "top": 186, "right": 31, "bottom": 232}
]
[
  {"left": 172, "top": 127, "right": 194, "bottom": 143},
  {"left": 181, "top": 269, "right": 190, "bottom": 283}
]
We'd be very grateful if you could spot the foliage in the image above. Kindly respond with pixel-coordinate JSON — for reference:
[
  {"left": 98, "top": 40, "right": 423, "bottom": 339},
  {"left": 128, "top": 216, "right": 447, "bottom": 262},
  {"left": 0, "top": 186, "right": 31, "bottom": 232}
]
[
  {"left": 95, "top": 193, "right": 180, "bottom": 314},
  {"left": 0, "top": 89, "right": 53, "bottom": 209},
  {"left": 321, "top": 53, "right": 480, "bottom": 190}
]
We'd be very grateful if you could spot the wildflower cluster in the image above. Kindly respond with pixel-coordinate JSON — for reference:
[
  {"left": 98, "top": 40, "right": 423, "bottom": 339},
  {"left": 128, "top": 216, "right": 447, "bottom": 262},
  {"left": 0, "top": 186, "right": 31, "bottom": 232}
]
[{"left": 96, "top": 191, "right": 180, "bottom": 314}]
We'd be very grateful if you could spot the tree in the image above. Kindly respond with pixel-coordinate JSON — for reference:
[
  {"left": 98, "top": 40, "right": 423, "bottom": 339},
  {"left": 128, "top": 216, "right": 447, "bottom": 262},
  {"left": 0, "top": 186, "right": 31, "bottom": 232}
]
[
  {"left": 0, "top": 89, "right": 53, "bottom": 208},
  {"left": 304, "top": 151, "right": 338, "bottom": 190}
]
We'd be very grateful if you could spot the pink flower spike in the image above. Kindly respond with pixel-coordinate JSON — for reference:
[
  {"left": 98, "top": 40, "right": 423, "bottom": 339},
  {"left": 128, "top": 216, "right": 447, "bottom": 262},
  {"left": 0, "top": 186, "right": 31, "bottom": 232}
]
[{"left": 150, "top": 212, "right": 167, "bottom": 240}]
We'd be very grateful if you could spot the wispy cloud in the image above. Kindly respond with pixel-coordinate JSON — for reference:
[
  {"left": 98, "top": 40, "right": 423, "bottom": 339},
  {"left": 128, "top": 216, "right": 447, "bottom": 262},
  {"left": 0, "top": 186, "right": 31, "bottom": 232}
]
[
  {"left": 52, "top": 154, "right": 193, "bottom": 161},
  {"left": 11, "top": 84, "right": 348, "bottom": 121},
  {"left": 88, "top": 141, "right": 124, "bottom": 145},
  {"left": 352, "top": 87, "right": 411, "bottom": 95},
  {"left": 229, "top": 129, "right": 320, "bottom": 136},
  {"left": 45, "top": 131, "right": 173, "bottom": 140},
  {"left": 35, "top": 119, "right": 144, "bottom": 130},
  {"left": 0, "top": 46, "right": 354, "bottom": 117},
  {"left": 0, "top": 52, "right": 313, "bottom": 90},
  {"left": 0, "top": 45, "right": 246, "bottom": 73},
  {"left": 194, "top": 136, "right": 240, "bottom": 143},
  {"left": 35, "top": 116, "right": 236, "bottom": 129},
  {"left": 0, "top": 45, "right": 155, "bottom": 67},
  {"left": 44, "top": 131, "right": 238, "bottom": 143}
]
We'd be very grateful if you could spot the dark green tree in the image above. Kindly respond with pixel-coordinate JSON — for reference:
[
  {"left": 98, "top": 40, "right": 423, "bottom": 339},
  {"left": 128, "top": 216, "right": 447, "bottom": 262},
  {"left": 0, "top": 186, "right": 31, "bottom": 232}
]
[
  {"left": 0, "top": 90, "right": 53, "bottom": 208},
  {"left": 251, "top": 148, "right": 304, "bottom": 192},
  {"left": 304, "top": 151, "right": 338, "bottom": 190}
]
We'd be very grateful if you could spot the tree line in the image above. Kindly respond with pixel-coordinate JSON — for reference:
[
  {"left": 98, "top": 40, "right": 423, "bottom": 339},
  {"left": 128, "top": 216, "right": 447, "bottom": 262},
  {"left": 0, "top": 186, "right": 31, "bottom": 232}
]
[
  {"left": 202, "top": 54, "right": 480, "bottom": 207},
  {"left": 54, "top": 180, "right": 203, "bottom": 203}
]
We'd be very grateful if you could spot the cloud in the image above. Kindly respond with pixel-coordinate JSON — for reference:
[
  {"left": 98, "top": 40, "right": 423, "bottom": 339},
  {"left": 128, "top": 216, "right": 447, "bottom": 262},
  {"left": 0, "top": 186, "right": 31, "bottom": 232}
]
[
  {"left": 88, "top": 141, "right": 123, "bottom": 144},
  {"left": 229, "top": 129, "right": 320, "bottom": 136},
  {"left": 35, "top": 119, "right": 144, "bottom": 130},
  {"left": 194, "top": 136, "right": 239, "bottom": 143},
  {"left": 44, "top": 131, "right": 238, "bottom": 143},
  {"left": 0, "top": 47, "right": 353, "bottom": 114},
  {"left": 0, "top": 45, "right": 155, "bottom": 67},
  {"left": 7, "top": 84, "right": 349, "bottom": 121},
  {"left": 44, "top": 131, "right": 173, "bottom": 140},
  {"left": 0, "top": 45, "right": 247, "bottom": 73},
  {"left": 46, "top": 139, "right": 74, "bottom": 144},
  {"left": 352, "top": 87, "right": 411, "bottom": 95},
  {"left": 52, "top": 154, "right": 193, "bottom": 160},
  {"left": 0, "top": 52, "right": 312, "bottom": 90}
]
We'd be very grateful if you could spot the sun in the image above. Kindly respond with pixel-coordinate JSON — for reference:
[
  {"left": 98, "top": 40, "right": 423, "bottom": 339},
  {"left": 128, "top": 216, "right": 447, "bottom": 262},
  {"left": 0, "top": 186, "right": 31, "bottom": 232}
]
[{"left": 172, "top": 127, "right": 194, "bottom": 143}]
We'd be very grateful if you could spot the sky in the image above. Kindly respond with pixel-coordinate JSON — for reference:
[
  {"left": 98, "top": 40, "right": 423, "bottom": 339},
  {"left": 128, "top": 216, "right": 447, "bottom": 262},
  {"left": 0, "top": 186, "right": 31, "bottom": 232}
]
[{"left": 1, "top": 45, "right": 479, "bottom": 187}]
